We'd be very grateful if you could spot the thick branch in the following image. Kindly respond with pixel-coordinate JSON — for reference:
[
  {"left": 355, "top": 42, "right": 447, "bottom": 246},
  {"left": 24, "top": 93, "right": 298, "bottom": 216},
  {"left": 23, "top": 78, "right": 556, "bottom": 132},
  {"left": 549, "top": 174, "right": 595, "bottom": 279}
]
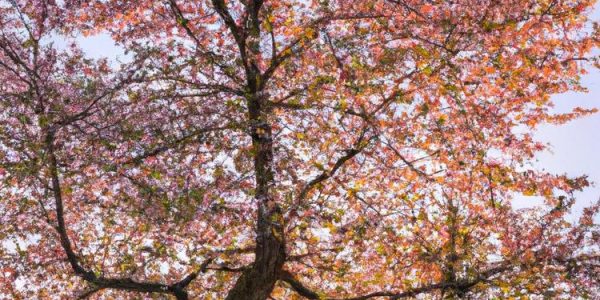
[
  {"left": 279, "top": 271, "right": 320, "bottom": 299},
  {"left": 45, "top": 130, "right": 91, "bottom": 278},
  {"left": 279, "top": 264, "right": 510, "bottom": 300},
  {"left": 44, "top": 130, "right": 209, "bottom": 300},
  {"left": 211, "top": 0, "right": 247, "bottom": 68}
]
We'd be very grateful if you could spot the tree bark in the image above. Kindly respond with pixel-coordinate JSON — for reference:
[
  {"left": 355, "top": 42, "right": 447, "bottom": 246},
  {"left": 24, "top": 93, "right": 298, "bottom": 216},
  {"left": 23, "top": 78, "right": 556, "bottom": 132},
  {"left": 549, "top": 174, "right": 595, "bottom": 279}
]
[
  {"left": 212, "top": 1, "right": 286, "bottom": 298},
  {"left": 224, "top": 91, "right": 286, "bottom": 300}
]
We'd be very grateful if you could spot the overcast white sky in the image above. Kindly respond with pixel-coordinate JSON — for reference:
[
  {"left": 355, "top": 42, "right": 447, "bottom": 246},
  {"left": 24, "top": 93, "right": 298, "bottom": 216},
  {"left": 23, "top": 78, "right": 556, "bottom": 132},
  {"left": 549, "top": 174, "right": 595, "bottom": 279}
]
[{"left": 72, "top": 4, "right": 600, "bottom": 220}]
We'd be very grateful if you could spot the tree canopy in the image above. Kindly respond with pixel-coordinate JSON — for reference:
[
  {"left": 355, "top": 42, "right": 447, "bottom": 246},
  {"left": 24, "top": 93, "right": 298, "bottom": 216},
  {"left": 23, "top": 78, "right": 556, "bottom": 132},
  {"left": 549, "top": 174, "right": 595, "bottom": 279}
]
[{"left": 1, "top": 0, "right": 600, "bottom": 299}]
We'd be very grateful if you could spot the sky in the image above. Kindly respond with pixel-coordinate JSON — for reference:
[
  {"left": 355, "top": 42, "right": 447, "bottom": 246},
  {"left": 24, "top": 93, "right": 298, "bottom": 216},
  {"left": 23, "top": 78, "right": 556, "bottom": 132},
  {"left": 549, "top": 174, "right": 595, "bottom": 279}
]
[
  {"left": 512, "top": 5, "right": 600, "bottom": 219},
  {"left": 71, "top": 4, "right": 600, "bottom": 221}
]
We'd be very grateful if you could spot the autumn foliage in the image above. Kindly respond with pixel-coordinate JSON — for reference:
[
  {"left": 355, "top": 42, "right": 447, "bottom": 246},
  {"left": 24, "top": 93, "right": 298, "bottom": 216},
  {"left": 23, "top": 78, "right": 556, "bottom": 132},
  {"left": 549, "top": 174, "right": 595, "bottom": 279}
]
[{"left": 1, "top": 0, "right": 600, "bottom": 299}]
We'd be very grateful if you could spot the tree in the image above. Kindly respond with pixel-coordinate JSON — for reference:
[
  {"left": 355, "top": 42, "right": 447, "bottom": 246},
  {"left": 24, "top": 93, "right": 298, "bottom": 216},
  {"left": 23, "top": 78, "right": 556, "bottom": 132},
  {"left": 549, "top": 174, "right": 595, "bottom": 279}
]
[{"left": 1, "top": 0, "right": 600, "bottom": 298}]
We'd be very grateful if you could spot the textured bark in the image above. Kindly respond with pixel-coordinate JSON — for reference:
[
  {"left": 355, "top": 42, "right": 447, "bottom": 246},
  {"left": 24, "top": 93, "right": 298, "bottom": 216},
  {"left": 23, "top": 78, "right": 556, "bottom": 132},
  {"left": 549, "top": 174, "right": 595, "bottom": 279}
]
[
  {"left": 224, "top": 89, "right": 286, "bottom": 299},
  {"left": 220, "top": 1, "right": 287, "bottom": 298}
]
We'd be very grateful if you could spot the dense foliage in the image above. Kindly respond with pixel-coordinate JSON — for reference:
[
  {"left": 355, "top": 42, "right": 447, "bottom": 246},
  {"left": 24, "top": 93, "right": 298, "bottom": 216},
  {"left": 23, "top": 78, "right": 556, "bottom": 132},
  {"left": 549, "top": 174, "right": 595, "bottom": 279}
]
[{"left": 1, "top": 0, "right": 600, "bottom": 299}]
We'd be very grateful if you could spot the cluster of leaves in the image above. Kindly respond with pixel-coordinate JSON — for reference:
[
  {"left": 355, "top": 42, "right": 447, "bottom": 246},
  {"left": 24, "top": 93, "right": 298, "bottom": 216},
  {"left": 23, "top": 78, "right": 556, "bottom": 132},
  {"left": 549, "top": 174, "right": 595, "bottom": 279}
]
[{"left": 1, "top": 0, "right": 600, "bottom": 299}]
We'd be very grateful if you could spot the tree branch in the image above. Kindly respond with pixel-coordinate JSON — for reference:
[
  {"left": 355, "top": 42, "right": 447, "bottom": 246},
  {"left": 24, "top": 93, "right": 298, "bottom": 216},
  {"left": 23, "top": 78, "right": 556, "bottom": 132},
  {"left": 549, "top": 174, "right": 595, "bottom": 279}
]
[
  {"left": 44, "top": 129, "right": 212, "bottom": 300},
  {"left": 296, "top": 129, "right": 374, "bottom": 203},
  {"left": 279, "top": 263, "right": 511, "bottom": 300},
  {"left": 279, "top": 270, "right": 320, "bottom": 299}
]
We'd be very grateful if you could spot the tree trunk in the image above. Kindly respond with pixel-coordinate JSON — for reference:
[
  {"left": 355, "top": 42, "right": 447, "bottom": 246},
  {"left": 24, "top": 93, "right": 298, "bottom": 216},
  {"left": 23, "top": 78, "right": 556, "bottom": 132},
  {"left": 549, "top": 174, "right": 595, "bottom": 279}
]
[{"left": 225, "top": 90, "right": 286, "bottom": 299}]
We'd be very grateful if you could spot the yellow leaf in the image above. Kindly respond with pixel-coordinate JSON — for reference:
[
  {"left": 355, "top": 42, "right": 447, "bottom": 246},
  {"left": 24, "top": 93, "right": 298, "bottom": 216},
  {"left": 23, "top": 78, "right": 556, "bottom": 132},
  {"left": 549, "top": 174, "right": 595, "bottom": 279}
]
[{"left": 523, "top": 187, "right": 536, "bottom": 196}]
